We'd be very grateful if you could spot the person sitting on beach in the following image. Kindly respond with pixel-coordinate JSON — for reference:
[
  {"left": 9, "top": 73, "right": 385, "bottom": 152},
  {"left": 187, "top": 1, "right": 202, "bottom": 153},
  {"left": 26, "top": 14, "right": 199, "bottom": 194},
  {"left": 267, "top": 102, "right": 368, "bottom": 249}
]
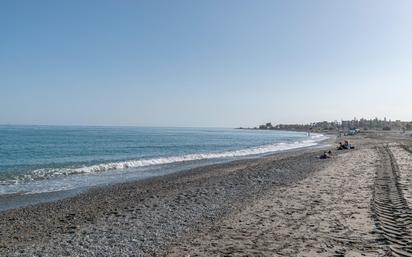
[
  {"left": 337, "top": 141, "right": 355, "bottom": 150},
  {"left": 319, "top": 151, "right": 331, "bottom": 159},
  {"left": 344, "top": 140, "right": 349, "bottom": 148},
  {"left": 344, "top": 140, "right": 355, "bottom": 149}
]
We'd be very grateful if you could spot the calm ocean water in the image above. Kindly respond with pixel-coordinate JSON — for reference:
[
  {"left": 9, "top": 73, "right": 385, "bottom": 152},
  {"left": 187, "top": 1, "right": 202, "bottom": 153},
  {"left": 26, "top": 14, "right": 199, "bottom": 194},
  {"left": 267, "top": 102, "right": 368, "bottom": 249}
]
[{"left": 0, "top": 126, "right": 327, "bottom": 196}]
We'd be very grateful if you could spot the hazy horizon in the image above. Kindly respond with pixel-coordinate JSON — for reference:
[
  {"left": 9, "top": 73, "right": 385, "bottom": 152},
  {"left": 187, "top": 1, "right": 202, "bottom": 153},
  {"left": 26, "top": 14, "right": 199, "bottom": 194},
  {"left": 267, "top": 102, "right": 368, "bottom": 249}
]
[
  {"left": 0, "top": 115, "right": 409, "bottom": 129},
  {"left": 1, "top": 0, "right": 411, "bottom": 128}
]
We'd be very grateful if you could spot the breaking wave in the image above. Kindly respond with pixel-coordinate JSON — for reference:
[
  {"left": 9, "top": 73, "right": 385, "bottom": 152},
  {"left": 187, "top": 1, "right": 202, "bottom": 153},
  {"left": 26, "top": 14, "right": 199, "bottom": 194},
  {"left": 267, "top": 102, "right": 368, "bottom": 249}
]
[{"left": 4, "top": 134, "right": 327, "bottom": 185}]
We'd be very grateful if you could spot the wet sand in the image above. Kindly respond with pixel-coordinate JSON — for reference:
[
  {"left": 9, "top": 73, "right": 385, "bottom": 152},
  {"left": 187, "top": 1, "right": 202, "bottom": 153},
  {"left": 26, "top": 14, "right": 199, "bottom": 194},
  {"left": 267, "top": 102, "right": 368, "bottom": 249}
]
[{"left": 1, "top": 132, "right": 412, "bottom": 256}]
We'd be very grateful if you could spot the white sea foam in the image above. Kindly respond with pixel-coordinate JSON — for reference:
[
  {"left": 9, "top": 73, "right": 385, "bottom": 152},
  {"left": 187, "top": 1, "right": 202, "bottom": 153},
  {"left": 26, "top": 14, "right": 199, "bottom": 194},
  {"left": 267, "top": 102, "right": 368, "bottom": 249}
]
[{"left": 6, "top": 134, "right": 328, "bottom": 185}]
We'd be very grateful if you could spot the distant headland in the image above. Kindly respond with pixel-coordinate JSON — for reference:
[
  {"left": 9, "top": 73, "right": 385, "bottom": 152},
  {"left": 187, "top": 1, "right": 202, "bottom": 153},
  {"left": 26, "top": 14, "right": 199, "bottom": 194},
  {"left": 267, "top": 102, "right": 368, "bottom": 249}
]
[{"left": 239, "top": 117, "right": 412, "bottom": 133}]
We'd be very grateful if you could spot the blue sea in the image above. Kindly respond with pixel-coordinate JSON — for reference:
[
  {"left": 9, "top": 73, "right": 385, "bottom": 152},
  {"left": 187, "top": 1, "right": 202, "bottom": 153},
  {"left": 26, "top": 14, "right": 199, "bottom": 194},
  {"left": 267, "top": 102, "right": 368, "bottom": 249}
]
[{"left": 0, "top": 126, "right": 327, "bottom": 197}]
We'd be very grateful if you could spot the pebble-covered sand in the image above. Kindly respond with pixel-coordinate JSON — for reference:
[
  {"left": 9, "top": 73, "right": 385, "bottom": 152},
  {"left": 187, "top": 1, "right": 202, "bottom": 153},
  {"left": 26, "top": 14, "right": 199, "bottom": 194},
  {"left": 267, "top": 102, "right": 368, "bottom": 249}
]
[{"left": 0, "top": 147, "right": 327, "bottom": 256}]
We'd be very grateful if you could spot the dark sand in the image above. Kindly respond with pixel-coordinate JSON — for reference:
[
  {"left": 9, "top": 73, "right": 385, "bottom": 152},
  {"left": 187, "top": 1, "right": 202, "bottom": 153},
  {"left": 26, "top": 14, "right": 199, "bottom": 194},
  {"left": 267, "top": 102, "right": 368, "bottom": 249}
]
[{"left": 1, "top": 132, "right": 412, "bottom": 256}]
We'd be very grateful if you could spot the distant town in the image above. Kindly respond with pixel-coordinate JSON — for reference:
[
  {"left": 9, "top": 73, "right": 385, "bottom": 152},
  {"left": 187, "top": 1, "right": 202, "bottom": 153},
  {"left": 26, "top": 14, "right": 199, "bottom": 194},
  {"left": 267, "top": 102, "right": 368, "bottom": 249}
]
[{"left": 241, "top": 117, "right": 412, "bottom": 133}]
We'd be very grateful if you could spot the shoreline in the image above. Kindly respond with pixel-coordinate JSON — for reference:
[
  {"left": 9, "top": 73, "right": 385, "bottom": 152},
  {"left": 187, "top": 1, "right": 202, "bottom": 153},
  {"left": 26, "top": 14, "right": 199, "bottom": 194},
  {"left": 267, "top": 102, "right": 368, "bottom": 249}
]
[
  {"left": 1, "top": 142, "right": 331, "bottom": 256},
  {"left": 2, "top": 132, "right": 411, "bottom": 256},
  {"left": 0, "top": 135, "right": 333, "bottom": 212}
]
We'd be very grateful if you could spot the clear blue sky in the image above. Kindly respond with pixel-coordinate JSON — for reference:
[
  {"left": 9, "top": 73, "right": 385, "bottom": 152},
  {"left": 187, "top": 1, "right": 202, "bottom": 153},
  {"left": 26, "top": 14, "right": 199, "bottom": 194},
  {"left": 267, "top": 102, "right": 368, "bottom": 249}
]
[{"left": 1, "top": 0, "right": 411, "bottom": 127}]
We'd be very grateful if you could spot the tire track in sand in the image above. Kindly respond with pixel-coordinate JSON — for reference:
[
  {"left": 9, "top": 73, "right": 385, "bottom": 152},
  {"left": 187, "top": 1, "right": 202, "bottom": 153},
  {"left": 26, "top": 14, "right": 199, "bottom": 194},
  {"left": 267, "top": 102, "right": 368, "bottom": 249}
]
[
  {"left": 373, "top": 145, "right": 412, "bottom": 256},
  {"left": 400, "top": 145, "right": 412, "bottom": 155}
]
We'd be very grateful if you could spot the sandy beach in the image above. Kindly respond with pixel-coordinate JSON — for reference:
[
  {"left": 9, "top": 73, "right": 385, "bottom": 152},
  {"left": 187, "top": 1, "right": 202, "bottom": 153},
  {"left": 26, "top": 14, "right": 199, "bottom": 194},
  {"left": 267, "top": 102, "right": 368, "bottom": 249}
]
[{"left": 1, "top": 132, "right": 412, "bottom": 256}]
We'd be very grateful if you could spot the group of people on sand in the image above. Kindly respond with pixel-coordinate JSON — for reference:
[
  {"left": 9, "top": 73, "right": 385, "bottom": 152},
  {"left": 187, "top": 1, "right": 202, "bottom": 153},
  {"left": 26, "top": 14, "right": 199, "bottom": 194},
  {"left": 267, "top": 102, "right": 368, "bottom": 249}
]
[
  {"left": 319, "top": 140, "right": 355, "bottom": 159},
  {"left": 337, "top": 140, "right": 355, "bottom": 150}
]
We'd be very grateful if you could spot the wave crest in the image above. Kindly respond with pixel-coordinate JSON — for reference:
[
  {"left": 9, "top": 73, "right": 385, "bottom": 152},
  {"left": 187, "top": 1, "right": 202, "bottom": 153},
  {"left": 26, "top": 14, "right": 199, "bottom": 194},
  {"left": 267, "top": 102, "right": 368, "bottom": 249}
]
[{"left": 5, "top": 134, "right": 327, "bottom": 184}]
